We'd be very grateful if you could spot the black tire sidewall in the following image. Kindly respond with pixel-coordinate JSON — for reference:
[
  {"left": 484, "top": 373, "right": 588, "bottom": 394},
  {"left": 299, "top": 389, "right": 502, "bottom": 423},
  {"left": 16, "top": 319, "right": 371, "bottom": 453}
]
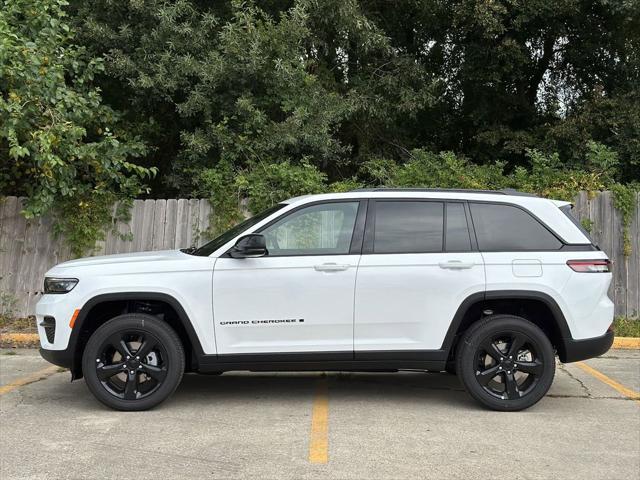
[
  {"left": 457, "top": 315, "right": 555, "bottom": 411},
  {"left": 82, "top": 314, "right": 185, "bottom": 411}
]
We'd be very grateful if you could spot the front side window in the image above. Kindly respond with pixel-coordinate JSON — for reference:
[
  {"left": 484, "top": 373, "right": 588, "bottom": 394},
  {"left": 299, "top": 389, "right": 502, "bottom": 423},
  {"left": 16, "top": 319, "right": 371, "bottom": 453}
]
[
  {"left": 260, "top": 202, "right": 359, "bottom": 256},
  {"left": 373, "top": 201, "right": 444, "bottom": 253},
  {"left": 470, "top": 203, "right": 562, "bottom": 251},
  {"left": 193, "top": 204, "right": 286, "bottom": 256}
]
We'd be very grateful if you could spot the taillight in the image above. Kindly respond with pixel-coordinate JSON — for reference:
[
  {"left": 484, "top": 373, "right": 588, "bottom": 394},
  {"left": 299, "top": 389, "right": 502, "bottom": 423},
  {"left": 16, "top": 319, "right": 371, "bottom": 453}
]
[{"left": 567, "top": 259, "right": 611, "bottom": 273}]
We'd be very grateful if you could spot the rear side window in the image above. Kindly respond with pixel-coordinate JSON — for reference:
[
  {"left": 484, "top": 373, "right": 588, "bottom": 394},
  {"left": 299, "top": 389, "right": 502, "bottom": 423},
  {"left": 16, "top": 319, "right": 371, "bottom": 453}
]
[
  {"left": 374, "top": 201, "right": 444, "bottom": 253},
  {"left": 470, "top": 203, "right": 562, "bottom": 251},
  {"left": 445, "top": 203, "right": 471, "bottom": 251}
]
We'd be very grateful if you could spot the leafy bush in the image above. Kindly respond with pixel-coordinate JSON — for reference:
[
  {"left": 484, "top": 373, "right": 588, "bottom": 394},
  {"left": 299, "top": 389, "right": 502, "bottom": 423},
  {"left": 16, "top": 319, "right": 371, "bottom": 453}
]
[
  {"left": 198, "top": 160, "right": 328, "bottom": 235},
  {"left": 358, "top": 143, "right": 620, "bottom": 200},
  {"left": 613, "top": 317, "right": 640, "bottom": 338},
  {"left": 197, "top": 141, "right": 638, "bottom": 250},
  {"left": 0, "top": 0, "right": 153, "bottom": 254}
]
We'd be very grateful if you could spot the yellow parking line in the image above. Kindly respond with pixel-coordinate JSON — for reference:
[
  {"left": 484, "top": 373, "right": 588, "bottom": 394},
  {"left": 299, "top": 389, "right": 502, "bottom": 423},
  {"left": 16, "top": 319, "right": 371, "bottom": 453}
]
[
  {"left": 0, "top": 365, "right": 60, "bottom": 396},
  {"left": 309, "top": 376, "right": 329, "bottom": 464},
  {"left": 575, "top": 361, "right": 640, "bottom": 405}
]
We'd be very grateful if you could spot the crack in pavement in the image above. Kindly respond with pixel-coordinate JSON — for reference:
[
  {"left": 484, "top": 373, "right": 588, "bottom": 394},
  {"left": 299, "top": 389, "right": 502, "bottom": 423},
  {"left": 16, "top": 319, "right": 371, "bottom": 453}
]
[
  {"left": 546, "top": 394, "right": 637, "bottom": 401},
  {"left": 558, "top": 363, "right": 593, "bottom": 398},
  {"left": 84, "top": 440, "right": 244, "bottom": 474}
]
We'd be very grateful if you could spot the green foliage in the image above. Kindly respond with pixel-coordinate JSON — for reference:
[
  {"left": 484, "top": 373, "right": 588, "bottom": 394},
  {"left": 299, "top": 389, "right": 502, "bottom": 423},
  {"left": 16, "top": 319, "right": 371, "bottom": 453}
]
[
  {"left": 0, "top": 0, "right": 153, "bottom": 255},
  {"left": 356, "top": 144, "right": 618, "bottom": 200},
  {"left": 198, "top": 159, "right": 328, "bottom": 235},
  {"left": 580, "top": 218, "right": 594, "bottom": 234},
  {"left": 613, "top": 317, "right": 640, "bottom": 338},
  {"left": 611, "top": 183, "right": 639, "bottom": 257},
  {"left": 68, "top": 0, "right": 640, "bottom": 189},
  {"left": 51, "top": 192, "right": 134, "bottom": 257},
  {"left": 239, "top": 161, "right": 328, "bottom": 214}
]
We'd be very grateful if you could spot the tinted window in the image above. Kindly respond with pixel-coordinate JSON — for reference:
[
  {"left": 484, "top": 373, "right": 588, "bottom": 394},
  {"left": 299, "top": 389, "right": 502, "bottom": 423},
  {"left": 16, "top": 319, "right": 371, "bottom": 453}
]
[
  {"left": 446, "top": 203, "right": 471, "bottom": 251},
  {"left": 374, "top": 201, "right": 444, "bottom": 253},
  {"left": 470, "top": 203, "right": 562, "bottom": 251},
  {"left": 261, "top": 202, "right": 359, "bottom": 256}
]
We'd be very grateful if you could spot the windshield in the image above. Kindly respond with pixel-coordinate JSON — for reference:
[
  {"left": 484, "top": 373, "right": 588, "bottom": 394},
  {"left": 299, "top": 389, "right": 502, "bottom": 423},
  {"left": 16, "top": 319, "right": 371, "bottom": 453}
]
[{"left": 191, "top": 204, "right": 286, "bottom": 256}]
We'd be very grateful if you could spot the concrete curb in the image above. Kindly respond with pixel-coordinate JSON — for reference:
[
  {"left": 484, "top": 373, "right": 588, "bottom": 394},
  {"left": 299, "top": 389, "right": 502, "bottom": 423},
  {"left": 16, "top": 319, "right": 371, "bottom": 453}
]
[
  {"left": 612, "top": 337, "right": 640, "bottom": 349},
  {"left": 0, "top": 333, "right": 39, "bottom": 348},
  {"left": 1, "top": 332, "right": 639, "bottom": 350}
]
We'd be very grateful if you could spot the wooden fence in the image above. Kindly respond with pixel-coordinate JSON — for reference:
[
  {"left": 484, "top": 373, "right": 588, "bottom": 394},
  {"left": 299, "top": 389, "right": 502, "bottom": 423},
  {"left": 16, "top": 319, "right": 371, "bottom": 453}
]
[
  {"left": 1, "top": 192, "right": 639, "bottom": 318},
  {"left": 0, "top": 197, "right": 212, "bottom": 316}
]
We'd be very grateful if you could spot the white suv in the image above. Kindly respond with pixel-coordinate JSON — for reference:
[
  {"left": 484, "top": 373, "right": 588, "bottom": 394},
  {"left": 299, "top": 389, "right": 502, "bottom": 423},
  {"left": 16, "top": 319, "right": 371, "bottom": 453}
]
[{"left": 36, "top": 189, "right": 614, "bottom": 411}]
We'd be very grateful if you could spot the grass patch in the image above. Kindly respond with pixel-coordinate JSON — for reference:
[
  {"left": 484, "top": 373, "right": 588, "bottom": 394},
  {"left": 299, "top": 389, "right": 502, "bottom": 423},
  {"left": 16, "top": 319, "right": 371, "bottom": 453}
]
[
  {"left": 2, "top": 350, "right": 18, "bottom": 355},
  {"left": 613, "top": 317, "right": 640, "bottom": 337},
  {"left": 0, "top": 315, "right": 36, "bottom": 334}
]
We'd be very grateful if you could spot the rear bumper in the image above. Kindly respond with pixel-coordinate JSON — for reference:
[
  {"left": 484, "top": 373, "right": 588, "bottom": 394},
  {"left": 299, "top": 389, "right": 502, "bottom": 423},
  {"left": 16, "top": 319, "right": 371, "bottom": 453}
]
[{"left": 558, "top": 328, "right": 614, "bottom": 363}]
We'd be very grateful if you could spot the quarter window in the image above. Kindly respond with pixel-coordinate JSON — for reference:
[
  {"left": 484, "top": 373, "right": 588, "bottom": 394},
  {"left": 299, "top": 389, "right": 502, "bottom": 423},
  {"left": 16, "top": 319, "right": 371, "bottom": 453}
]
[
  {"left": 470, "top": 203, "right": 562, "bottom": 251},
  {"left": 261, "top": 202, "right": 359, "bottom": 256},
  {"left": 373, "top": 201, "right": 444, "bottom": 253}
]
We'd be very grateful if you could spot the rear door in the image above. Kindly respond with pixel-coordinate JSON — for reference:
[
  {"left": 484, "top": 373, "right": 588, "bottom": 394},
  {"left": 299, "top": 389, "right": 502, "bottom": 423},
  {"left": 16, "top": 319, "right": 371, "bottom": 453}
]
[
  {"left": 213, "top": 200, "right": 366, "bottom": 356},
  {"left": 354, "top": 200, "right": 485, "bottom": 354}
]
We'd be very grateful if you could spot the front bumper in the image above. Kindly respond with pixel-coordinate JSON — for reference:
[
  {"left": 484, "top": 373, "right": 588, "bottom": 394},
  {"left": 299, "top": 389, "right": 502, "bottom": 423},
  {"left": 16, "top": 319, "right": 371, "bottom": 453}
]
[
  {"left": 39, "top": 347, "right": 74, "bottom": 370},
  {"left": 558, "top": 328, "right": 614, "bottom": 363}
]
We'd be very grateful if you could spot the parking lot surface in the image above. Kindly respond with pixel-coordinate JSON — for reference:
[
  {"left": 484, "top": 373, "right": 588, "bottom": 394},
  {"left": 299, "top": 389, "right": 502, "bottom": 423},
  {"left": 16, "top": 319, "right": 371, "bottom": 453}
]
[{"left": 1, "top": 348, "right": 639, "bottom": 479}]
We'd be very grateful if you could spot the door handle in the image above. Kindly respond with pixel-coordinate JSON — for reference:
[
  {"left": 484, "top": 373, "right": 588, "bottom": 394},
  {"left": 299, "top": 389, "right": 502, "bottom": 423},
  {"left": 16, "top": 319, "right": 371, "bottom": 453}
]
[
  {"left": 314, "top": 263, "right": 350, "bottom": 272},
  {"left": 438, "top": 260, "right": 474, "bottom": 270}
]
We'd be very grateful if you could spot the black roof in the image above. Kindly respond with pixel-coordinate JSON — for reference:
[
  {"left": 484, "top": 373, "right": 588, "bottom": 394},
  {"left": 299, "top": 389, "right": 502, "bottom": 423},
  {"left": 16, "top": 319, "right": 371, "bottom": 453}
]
[{"left": 350, "top": 188, "right": 537, "bottom": 197}]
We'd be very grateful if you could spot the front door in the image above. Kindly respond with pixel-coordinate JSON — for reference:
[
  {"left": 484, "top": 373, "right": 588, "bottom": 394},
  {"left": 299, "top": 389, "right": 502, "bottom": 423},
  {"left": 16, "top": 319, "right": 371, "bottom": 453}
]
[
  {"left": 213, "top": 200, "right": 366, "bottom": 356},
  {"left": 354, "top": 200, "right": 485, "bottom": 354}
]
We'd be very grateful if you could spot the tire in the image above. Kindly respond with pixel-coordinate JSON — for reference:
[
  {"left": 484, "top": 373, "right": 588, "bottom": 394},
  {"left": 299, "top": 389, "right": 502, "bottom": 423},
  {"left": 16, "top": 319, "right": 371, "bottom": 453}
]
[
  {"left": 82, "top": 313, "right": 185, "bottom": 411},
  {"left": 456, "top": 314, "right": 555, "bottom": 411}
]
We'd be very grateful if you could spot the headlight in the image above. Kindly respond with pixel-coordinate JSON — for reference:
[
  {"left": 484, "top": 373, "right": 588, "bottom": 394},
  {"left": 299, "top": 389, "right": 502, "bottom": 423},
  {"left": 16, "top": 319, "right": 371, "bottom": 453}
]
[{"left": 44, "top": 277, "right": 78, "bottom": 294}]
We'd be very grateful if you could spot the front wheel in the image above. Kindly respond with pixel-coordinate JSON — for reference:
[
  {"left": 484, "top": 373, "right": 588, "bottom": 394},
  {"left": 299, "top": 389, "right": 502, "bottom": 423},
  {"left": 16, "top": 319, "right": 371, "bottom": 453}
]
[
  {"left": 82, "top": 314, "right": 185, "bottom": 411},
  {"left": 456, "top": 315, "right": 555, "bottom": 411}
]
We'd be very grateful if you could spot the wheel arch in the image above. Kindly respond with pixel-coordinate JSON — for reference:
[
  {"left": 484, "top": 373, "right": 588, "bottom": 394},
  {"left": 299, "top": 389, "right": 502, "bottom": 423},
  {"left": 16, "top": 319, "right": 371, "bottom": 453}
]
[
  {"left": 442, "top": 290, "right": 573, "bottom": 362},
  {"left": 68, "top": 292, "right": 204, "bottom": 379}
]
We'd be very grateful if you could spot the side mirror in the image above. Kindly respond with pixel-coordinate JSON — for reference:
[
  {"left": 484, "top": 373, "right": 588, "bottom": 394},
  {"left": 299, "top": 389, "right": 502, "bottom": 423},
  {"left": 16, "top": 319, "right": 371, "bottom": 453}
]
[{"left": 230, "top": 234, "right": 268, "bottom": 258}]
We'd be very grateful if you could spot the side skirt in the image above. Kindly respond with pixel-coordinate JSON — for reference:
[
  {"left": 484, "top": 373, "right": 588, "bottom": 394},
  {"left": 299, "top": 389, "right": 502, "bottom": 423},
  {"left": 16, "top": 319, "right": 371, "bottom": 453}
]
[{"left": 196, "top": 351, "right": 448, "bottom": 373}]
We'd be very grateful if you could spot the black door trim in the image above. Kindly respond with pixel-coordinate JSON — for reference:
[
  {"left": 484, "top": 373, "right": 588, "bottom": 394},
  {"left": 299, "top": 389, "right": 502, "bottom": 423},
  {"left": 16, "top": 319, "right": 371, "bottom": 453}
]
[{"left": 197, "top": 350, "right": 447, "bottom": 373}]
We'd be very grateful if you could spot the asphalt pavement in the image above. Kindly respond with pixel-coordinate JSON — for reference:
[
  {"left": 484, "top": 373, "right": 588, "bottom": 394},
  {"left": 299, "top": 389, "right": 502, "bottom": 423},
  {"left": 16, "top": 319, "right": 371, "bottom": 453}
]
[{"left": 1, "top": 348, "right": 638, "bottom": 479}]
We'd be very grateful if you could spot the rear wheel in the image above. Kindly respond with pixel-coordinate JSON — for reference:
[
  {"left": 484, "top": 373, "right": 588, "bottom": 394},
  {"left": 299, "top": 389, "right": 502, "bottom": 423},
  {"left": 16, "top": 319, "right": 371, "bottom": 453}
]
[
  {"left": 82, "top": 314, "right": 185, "bottom": 411},
  {"left": 456, "top": 315, "right": 555, "bottom": 411}
]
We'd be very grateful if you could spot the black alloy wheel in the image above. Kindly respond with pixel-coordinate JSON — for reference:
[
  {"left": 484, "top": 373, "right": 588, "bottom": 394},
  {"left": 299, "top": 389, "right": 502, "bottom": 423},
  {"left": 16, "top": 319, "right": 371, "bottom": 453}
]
[
  {"left": 83, "top": 314, "right": 184, "bottom": 411},
  {"left": 94, "top": 331, "right": 168, "bottom": 401},
  {"left": 457, "top": 315, "right": 555, "bottom": 411},
  {"left": 474, "top": 332, "right": 544, "bottom": 400}
]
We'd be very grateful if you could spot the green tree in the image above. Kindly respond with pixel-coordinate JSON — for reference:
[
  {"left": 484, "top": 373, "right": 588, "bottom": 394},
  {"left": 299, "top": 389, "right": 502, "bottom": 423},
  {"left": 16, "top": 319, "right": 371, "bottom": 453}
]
[
  {"left": 0, "top": 0, "right": 152, "bottom": 228},
  {"left": 68, "top": 0, "right": 639, "bottom": 190}
]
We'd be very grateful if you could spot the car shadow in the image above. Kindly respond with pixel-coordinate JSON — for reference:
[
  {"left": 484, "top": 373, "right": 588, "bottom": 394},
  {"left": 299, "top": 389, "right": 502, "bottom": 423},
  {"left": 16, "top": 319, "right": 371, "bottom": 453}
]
[
  {"left": 40, "top": 370, "right": 477, "bottom": 412},
  {"left": 169, "top": 370, "right": 475, "bottom": 408}
]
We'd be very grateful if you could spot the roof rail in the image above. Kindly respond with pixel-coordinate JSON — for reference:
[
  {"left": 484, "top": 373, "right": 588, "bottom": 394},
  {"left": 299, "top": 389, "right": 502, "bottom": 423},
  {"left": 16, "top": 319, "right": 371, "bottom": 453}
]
[{"left": 350, "top": 187, "right": 537, "bottom": 197}]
